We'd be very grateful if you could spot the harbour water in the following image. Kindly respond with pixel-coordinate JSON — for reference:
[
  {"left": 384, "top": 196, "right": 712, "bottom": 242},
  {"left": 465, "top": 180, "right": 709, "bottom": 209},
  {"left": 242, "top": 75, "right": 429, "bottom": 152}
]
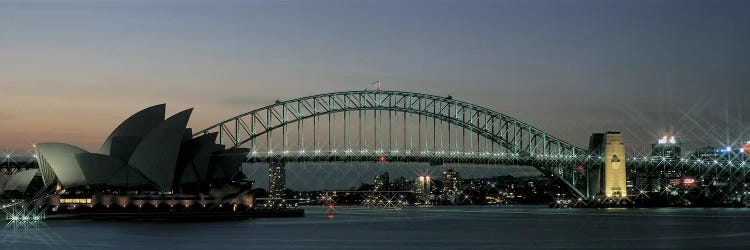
[{"left": 3, "top": 206, "right": 750, "bottom": 249}]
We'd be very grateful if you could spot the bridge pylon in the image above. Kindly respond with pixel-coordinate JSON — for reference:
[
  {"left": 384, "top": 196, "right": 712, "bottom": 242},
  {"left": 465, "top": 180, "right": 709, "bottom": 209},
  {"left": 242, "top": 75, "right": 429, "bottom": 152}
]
[{"left": 586, "top": 132, "right": 627, "bottom": 201}]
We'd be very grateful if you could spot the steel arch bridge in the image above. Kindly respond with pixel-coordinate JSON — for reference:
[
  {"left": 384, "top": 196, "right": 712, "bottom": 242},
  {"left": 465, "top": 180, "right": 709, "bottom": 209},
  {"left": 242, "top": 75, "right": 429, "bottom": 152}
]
[{"left": 196, "top": 90, "right": 592, "bottom": 197}]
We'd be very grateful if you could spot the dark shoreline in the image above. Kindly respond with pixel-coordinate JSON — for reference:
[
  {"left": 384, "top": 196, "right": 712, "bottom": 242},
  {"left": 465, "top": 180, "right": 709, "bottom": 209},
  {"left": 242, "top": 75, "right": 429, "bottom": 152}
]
[{"left": 39, "top": 209, "right": 304, "bottom": 222}]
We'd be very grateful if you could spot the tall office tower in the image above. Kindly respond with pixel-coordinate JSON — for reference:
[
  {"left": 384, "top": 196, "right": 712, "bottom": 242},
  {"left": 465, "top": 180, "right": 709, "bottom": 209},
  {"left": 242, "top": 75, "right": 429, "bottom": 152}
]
[
  {"left": 414, "top": 175, "right": 431, "bottom": 195},
  {"left": 442, "top": 169, "right": 460, "bottom": 194},
  {"left": 651, "top": 135, "right": 682, "bottom": 161},
  {"left": 414, "top": 175, "right": 432, "bottom": 204},
  {"left": 268, "top": 162, "right": 286, "bottom": 199}
]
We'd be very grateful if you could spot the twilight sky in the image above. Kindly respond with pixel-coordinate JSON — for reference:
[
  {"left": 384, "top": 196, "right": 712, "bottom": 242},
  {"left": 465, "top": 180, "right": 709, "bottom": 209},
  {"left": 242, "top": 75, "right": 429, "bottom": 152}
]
[{"left": 1, "top": 0, "right": 749, "bottom": 155}]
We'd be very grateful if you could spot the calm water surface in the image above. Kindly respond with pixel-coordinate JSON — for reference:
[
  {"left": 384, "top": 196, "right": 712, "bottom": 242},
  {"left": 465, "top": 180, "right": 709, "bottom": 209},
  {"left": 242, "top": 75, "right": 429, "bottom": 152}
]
[{"left": 3, "top": 206, "right": 750, "bottom": 249}]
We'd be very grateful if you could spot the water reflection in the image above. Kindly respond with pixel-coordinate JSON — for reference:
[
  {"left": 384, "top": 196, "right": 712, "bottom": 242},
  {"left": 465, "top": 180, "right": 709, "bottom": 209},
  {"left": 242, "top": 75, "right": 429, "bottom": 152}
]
[
  {"left": 2, "top": 207, "right": 750, "bottom": 249},
  {"left": 2, "top": 220, "right": 72, "bottom": 249}
]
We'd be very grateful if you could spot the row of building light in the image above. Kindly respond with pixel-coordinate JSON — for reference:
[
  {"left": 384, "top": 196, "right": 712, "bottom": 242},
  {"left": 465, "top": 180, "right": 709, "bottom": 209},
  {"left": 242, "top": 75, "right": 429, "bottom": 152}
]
[
  {"left": 625, "top": 136, "right": 750, "bottom": 165},
  {"left": 246, "top": 149, "right": 580, "bottom": 159}
]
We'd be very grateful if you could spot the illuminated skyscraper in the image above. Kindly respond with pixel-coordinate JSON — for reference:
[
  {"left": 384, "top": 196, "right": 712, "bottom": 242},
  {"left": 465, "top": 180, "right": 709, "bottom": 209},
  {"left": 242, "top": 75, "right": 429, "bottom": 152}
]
[
  {"left": 442, "top": 169, "right": 460, "bottom": 204},
  {"left": 414, "top": 175, "right": 432, "bottom": 204},
  {"left": 647, "top": 136, "right": 682, "bottom": 190},
  {"left": 651, "top": 135, "right": 681, "bottom": 161},
  {"left": 442, "top": 169, "right": 460, "bottom": 194},
  {"left": 414, "top": 175, "right": 431, "bottom": 194},
  {"left": 268, "top": 162, "right": 286, "bottom": 199}
]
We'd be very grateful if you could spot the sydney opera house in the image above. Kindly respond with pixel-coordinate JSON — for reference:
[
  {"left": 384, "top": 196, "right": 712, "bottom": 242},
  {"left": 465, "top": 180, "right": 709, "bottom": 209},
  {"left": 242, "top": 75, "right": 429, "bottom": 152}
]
[{"left": 2, "top": 104, "right": 254, "bottom": 213}]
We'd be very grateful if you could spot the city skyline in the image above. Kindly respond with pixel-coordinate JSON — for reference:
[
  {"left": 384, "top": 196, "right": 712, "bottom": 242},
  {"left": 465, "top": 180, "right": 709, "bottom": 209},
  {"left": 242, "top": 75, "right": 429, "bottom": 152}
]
[
  {"left": 2, "top": 2, "right": 750, "bottom": 248},
  {"left": 2, "top": 0, "right": 749, "bottom": 153}
]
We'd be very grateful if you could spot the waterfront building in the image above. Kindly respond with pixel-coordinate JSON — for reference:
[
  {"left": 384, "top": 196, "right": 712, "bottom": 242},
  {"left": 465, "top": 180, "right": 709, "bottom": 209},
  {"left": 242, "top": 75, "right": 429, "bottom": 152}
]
[{"left": 23, "top": 104, "right": 252, "bottom": 210}]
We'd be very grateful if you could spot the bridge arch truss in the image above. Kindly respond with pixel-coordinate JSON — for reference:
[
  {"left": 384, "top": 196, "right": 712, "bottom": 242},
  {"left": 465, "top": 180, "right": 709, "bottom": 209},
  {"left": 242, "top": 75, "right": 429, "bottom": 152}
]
[{"left": 197, "top": 90, "right": 591, "bottom": 197}]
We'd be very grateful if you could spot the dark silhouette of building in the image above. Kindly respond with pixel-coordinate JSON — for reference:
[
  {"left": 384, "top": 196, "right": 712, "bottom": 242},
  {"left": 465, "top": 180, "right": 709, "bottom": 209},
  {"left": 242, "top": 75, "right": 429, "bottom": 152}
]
[{"left": 373, "top": 172, "right": 389, "bottom": 191}]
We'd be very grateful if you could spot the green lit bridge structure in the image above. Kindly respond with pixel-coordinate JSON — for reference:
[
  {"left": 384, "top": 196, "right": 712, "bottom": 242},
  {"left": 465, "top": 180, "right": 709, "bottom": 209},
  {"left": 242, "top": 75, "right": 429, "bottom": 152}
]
[
  {"left": 2, "top": 90, "right": 749, "bottom": 206},
  {"left": 196, "top": 90, "right": 595, "bottom": 198}
]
